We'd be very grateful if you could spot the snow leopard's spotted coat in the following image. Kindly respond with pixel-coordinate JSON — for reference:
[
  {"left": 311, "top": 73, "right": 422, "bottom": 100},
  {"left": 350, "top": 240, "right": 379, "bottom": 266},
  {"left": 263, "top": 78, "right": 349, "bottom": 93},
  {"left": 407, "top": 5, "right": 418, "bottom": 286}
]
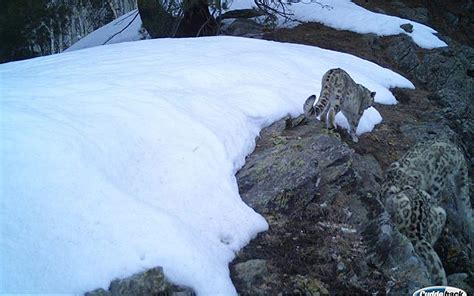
[
  {"left": 382, "top": 139, "right": 472, "bottom": 285},
  {"left": 303, "top": 68, "right": 375, "bottom": 142}
]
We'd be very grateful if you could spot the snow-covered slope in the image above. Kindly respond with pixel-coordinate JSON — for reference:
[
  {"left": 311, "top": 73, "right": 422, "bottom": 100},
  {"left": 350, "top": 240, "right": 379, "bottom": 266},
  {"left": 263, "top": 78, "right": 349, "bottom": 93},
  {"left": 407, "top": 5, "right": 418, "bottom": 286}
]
[
  {"left": 66, "top": 0, "right": 446, "bottom": 52},
  {"left": 0, "top": 36, "right": 413, "bottom": 294}
]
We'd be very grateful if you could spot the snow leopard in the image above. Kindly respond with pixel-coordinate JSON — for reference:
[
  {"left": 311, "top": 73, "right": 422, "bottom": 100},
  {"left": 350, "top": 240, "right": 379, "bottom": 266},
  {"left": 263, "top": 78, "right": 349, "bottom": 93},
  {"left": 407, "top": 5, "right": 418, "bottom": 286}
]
[
  {"left": 382, "top": 139, "right": 473, "bottom": 285},
  {"left": 303, "top": 68, "right": 376, "bottom": 142}
]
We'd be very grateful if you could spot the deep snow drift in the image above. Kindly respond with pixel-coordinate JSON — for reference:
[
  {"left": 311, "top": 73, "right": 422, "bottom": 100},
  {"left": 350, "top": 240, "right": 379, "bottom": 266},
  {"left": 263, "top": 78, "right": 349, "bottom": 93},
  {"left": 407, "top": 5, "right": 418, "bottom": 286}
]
[{"left": 0, "top": 36, "right": 414, "bottom": 294}]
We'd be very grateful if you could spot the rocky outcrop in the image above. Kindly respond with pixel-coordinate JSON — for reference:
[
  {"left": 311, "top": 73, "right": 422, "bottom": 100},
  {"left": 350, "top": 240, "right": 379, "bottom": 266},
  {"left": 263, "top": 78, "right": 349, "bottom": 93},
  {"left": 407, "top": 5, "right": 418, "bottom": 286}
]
[
  {"left": 243, "top": 2, "right": 474, "bottom": 293},
  {"left": 237, "top": 118, "right": 353, "bottom": 215},
  {"left": 382, "top": 34, "right": 474, "bottom": 168},
  {"left": 231, "top": 115, "right": 470, "bottom": 294}
]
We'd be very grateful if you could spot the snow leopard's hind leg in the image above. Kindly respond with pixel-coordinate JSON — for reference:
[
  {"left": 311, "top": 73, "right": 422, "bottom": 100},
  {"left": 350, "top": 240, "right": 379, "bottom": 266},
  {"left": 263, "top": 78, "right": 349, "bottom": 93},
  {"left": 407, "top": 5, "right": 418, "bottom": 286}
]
[
  {"left": 327, "top": 95, "right": 341, "bottom": 130},
  {"left": 452, "top": 161, "right": 474, "bottom": 251}
]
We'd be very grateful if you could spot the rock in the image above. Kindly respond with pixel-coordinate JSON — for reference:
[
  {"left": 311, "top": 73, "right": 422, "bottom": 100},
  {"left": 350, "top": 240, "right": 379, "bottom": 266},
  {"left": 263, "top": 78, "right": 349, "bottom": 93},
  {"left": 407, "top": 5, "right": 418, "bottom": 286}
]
[
  {"left": 399, "top": 122, "right": 458, "bottom": 143},
  {"left": 237, "top": 119, "right": 352, "bottom": 214},
  {"left": 445, "top": 12, "right": 459, "bottom": 26},
  {"left": 222, "top": 19, "right": 264, "bottom": 37},
  {"left": 390, "top": 1, "right": 407, "bottom": 9},
  {"left": 447, "top": 273, "right": 470, "bottom": 292},
  {"left": 233, "top": 116, "right": 437, "bottom": 294},
  {"left": 231, "top": 259, "right": 269, "bottom": 295},
  {"left": 86, "top": 267, "right": 194, "bottom": 296},
  {"left": 217, "top": 8, "right": 265, "bottom": 21},
  {"left": 385, "top": 34, "right": 421, "bottom": 73},
  {"left": 85, "top": 289, "right": 111, "bottom": 296},
  {"left": 382, "top": 34, "right": 474, "bottom": 171},
  {"left": 413, "top": 43, "right": 474, "bottom": 168},
  {"left": 233, "top": 259, "right": 268, "bottom": 285},
  {"left": 400, "top": 23, "right": 413, "bottom": 33},
  {"left": 396, "top": 7, "right": 430, "bottom": 25},
  {"left": 289, "top": 275, "right": 329, "bottom": 295}
]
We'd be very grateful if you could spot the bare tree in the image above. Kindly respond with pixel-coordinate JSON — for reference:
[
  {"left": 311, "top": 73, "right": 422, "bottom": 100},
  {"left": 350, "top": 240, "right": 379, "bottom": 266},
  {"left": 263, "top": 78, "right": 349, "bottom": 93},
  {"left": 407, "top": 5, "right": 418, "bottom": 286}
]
[{"left": 138, "top": 0, "right": 332, "bottom": 39}]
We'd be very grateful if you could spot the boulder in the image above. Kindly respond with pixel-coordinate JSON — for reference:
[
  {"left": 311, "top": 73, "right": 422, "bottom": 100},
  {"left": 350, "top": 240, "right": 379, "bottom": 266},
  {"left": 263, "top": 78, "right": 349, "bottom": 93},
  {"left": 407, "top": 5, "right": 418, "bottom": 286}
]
[{"left": 85, "top": 267, "right": 194, "bottom": 296}]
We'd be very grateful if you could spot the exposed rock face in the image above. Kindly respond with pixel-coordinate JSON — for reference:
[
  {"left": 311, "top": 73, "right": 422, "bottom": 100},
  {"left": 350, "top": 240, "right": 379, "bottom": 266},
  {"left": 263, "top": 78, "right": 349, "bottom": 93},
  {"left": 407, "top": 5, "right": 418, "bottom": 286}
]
[
  {"left": 383, "top": 35, "right": 474, "bottom": 168},
  {"left": 231, "top": 116, "right": 450, "bottom": 294},
  {"left": 237, "top": 119, "right": 353, "bottom": 215}
]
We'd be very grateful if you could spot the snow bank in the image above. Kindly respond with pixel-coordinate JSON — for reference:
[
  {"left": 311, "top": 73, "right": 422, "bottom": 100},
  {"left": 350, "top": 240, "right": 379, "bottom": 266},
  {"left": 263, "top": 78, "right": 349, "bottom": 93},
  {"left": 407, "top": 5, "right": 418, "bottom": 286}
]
[
  {"left": 0, "top": 36, "right": 413, "bottom": 294},
  {"left": 232, "top": 0, "right": 447, "bottom": 49},
  {"left": 291, "top": 0, "right": 447, "bottom": 49}
]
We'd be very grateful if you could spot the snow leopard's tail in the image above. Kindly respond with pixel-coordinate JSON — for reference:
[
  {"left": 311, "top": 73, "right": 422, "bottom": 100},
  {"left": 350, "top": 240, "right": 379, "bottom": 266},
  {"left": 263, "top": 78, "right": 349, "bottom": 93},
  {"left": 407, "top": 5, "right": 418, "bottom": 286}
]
[
  {"left": 303, "top": 89, "right": 332, "bottom": 119},
  {"left": 458, "top": 157, "right": 473, "bottom": 251},
  {"left": 303, "top": 94, "right": 318, "bottom": 118},
  {"left": 413, "top": 239, "right": 447, "bottom": 285},
  {"left": 303, "top": 69, "right": 337, "bottom": 119}
]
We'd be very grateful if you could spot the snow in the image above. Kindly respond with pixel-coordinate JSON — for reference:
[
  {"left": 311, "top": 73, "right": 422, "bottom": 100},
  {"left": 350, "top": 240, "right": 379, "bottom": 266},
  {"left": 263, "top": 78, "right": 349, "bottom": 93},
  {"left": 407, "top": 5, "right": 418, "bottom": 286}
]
[
  {"left": 232, "top": 0, "right": 447, "bottom": 49},
  {"left": 66, "top": 1, "right": 446, "bottom": 53},
  {"left": 0, "top": 36, "right": 414, "bottom": 294}
]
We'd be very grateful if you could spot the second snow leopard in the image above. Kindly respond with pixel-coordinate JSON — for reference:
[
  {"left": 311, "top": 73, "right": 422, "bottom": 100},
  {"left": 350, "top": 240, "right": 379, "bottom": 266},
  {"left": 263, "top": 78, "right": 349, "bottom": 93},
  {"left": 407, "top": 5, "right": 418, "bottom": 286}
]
[
  {"left": 382, "top": 139, "right": 473, "bottom": 285},
  {"left": 303, "top": 68, "right": 376, "bottom": 142}
]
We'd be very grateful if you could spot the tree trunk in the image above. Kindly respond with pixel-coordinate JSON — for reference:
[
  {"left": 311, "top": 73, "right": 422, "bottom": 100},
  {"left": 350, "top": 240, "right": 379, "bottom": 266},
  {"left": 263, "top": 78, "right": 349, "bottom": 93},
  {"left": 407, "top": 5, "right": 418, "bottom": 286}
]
[
  {"left": 138, "top": 0, "right": 217, "bottom": 38},
  {"left": 176, "top": 0, "right": 217, "bottom": 37}
]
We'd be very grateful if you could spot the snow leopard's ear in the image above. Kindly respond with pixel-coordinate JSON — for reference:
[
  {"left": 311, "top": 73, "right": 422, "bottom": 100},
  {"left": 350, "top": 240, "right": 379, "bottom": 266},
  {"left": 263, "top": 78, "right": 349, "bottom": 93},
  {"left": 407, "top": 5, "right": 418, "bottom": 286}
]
[{"left": 370, "top": 92, "right": 376, "bottom": 98}]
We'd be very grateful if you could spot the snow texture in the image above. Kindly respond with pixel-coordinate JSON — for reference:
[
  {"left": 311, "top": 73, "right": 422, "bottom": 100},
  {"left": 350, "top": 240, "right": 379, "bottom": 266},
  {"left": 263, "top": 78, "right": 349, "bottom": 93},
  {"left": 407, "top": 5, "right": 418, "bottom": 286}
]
[{"left": 0, "top": 36, "right": 413, "bottom": 295}]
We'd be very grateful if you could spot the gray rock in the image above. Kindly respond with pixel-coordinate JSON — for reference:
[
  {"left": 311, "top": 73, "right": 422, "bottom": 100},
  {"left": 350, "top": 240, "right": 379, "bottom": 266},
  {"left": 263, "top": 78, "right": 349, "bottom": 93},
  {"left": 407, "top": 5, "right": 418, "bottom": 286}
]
[
  {"left": 400, "top": 23, "right": 413, "bottom": 33},
  {"left": 383, "top": 34, "right": 474, "bottom": 171},
  {"left": 237, "top": 119, "right": 352, "bottom": 214},
  {"left": 233, "top": 259, "right": 268, "bottom": 284},
  {"left": 231, "top": 259, "right": 270, "bottom": 295},
  {"left": 445, "top": 12, "right": 459, "bottom": 26},
  {"left": 222, "top": 19, "right": 263, "bottom": 37},
  {"left": 386, "top": 34, "right": 421, "bottom": 73},
  {"left": 396, "top": 7, "right": 430, "bottom": 24},
  {"left": 390, "top": 1, "right": 407, "bottom": 9},
  {"left": 85, "top": 267, "right": 194, "bottom": 296},
  {"left": 399, "top": 122, "right": 458, "bottom": 143},
  {"left": 447, "top": 273, "right": 470, "bottom": 292},
  {"left": 235, "top": 117, "right": 434, "bottom": 293},
  {"left": 85, "top": 288, "right": 111, "bottom": 296}
]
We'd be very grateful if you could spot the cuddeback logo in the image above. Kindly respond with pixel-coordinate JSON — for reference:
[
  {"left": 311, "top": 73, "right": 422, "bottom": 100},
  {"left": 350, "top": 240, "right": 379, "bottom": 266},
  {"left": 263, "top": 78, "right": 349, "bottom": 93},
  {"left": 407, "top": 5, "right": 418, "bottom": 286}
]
[{"left": 413, "top": 286, "right": 468, "bottom": 296}]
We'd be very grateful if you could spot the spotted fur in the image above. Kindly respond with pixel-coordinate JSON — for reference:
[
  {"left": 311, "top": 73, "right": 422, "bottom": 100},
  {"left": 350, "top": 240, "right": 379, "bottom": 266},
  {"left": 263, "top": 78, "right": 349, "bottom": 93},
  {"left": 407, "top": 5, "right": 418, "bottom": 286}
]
[
  {"left": 303, "top": 68, "right": 375, "bottom": 142},
  {"left": 382, "top": 139, "right": 473, "bottom": 285}
]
